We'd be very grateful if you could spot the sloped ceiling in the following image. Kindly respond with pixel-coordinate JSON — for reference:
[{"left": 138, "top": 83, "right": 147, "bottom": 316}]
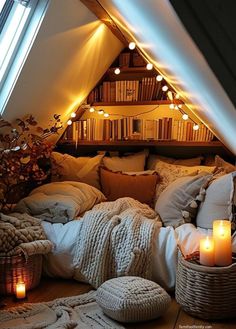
[
  {"left": 2, "top": 0, "right": 123, "bottom": 139},
  {"left": 99, "top": 0, "right": 236, "bottom": 155}
]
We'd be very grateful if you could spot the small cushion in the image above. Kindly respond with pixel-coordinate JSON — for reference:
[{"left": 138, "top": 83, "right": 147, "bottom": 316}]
[
  {"left": 51, "top": 152, "right": 103, "bottom": 190},
  {"left": 103, "top": 150, "right": 148, "bottom": 172},
  {"left": 96, "top": 276, "right": 171, "bottom": 323},
  {"left": 100, "top": 167, "right": 159, "bottom": 206},
  {"left": 215, "top": 155, "right": 236, "bottom": 173},
  {"left": 147, "top": 154, "right": 203, "bottom": 168},
  {"left": 196, "top": 172, "right": 236, "bottom": 230},
  {"left": 155, "top": 173, "right": 212, "bottom": 228}
]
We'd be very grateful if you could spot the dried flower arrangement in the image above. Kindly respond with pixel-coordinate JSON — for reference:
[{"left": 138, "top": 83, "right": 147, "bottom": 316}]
[{"left": 0, "top": 114, "right": 62, "bottom": 211}]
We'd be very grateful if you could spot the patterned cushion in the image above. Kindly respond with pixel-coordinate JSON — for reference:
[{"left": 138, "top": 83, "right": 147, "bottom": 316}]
[{"left": 96, "top": 276, "right": 171, "bottom": 323}]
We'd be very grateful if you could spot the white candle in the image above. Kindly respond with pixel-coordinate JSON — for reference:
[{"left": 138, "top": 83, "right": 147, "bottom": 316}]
[
  {"left": 199, "top": 236, "right": 215, "bottom": 266},
  {"left": 213, "top": 220, "right": 232, "bottom": 266},
  {"left": 16, "top": 282, "right": 26, "bottom": 299}
]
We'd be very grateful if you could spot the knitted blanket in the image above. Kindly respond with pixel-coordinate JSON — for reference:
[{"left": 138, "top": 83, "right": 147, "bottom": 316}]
[
  {"left": 0, "top": 291, "right": 125, "bottom": 329},
  {"left": 0, "top": 212, "right": 53, "bottom": 256},
  {"left": 73, "top": 197, "right": 161, "bottom": 288}
]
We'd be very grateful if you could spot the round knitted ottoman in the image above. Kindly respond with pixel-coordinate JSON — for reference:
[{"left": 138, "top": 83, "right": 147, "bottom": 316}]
[{"left": 96, "top": 276, "right": 171, "bottom": 323}]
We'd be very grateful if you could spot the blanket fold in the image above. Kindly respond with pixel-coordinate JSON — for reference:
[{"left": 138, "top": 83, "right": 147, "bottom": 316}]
[{"left": 73, "top": 197, "right": 161, "bottom": 288}]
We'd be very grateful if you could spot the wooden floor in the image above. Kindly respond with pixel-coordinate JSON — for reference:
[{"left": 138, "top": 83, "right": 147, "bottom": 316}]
[{"left": 1, "top": 277, "right": 236, "bottom": 329}]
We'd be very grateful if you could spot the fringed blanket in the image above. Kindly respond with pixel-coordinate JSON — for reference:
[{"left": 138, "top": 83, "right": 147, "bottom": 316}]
[
  {"left": 73, "top": 197, "right": 161, "bottom": 288},
  {"left": 0, "top": 212, "right": 53, "bottom": 257}
]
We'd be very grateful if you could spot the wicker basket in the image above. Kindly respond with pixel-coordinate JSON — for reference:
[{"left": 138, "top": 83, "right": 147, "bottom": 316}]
[
  {"left": 176, "top": 250, "right": 236, "bottom": 320},
  {"left": 0, "top": 253, "right": 42, "bottom": 295}
]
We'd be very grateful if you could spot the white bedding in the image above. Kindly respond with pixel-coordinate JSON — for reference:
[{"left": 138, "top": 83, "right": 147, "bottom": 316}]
[{"left": 42, "top": 221, "right": 236, "bottom": 291}]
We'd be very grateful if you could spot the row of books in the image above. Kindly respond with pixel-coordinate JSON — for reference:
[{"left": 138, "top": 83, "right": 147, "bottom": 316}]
[
  {"left": 64, "top": 118, "right": 214, "bottom": 142},
  {"left": 87, "top": 78, "right": 166, "bottom": 103}
]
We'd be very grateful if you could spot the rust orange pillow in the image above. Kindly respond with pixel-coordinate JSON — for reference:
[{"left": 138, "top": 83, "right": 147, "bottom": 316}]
[{"left": 100, "top": 167, "right": 159, "bottom": 206}]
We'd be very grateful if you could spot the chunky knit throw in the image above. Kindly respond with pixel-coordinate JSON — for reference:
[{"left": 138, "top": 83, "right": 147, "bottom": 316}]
[{"left": 73, "top": 197, "right": 161, "bottom": 288}]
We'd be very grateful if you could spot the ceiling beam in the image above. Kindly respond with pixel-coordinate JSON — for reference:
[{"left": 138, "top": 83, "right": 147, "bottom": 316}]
[{"left": 80, "top": 0, "right": 127, "bottom": 46}]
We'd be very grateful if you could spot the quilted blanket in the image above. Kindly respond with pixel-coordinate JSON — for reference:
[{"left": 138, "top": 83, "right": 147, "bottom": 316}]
[{"left": 73, "top": 197, "right": 161, "bottom": 288}]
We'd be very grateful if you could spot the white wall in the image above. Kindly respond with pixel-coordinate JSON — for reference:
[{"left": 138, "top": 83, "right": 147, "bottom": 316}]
[{"left": 3, "top": 0, "right": 123, "bottom": 140}]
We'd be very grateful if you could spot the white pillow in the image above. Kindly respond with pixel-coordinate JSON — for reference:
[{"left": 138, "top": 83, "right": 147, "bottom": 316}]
[
  {"left": 103, "top": 151, "right": 147, "bottom": 172},
  {"left": 51, "top": 152, "right": 103, "bottom": 190},
  {"left": 15, "top": 181, "right": 106, "bottom": 223},
  {"left": 147, "top": 154, "right": 203, "bottom": 169},
  {"left": 196, "top": 173, "right": 236, "bottom": 229}
]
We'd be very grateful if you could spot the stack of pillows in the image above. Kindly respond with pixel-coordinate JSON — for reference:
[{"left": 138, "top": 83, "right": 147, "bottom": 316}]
[{"left": 49, "top": 151, "right": 236, "bottom": 229}]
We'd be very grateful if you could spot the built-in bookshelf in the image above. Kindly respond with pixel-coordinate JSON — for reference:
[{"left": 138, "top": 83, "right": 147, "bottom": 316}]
[{"left": 63, "top": 117, "right": 215, "bottom": 143}]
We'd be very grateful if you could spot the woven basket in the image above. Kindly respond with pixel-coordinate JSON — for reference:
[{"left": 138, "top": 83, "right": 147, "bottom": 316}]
[
  {"left": 0, "top": 253, "right": 42, "bottom": 295},
  {"left": 176, "top": 250, "right": 236, "bottom": 320}
]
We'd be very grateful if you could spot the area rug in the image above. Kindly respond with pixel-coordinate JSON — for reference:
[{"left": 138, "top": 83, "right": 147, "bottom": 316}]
[{"left": 0, "top": 291, "right": 125, "bottom": 329}]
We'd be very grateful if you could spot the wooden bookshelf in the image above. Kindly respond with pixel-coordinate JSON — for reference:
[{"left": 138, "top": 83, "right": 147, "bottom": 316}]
[{"left": 92, "top": 100, "right": 183, "bottom": 106}]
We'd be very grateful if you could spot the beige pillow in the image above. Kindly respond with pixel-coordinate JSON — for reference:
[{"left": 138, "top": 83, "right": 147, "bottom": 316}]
[
  {"left": 51, "top": 152, "right": 103, "bottom": 189},
  {"left": 103, "top": 151, "right": 147, "bottom": 172},
  {"left": 215, "top": 155, "right": 236, "bottom": 173},
  {"left": 196, "top": 173, "right": 236, "bottom": 230},
  {"left": 147, "top": 155, "right": 203, "bottom": 169},
  {"left": 155, "top": 173, "right": 212, "bottom": 228}
]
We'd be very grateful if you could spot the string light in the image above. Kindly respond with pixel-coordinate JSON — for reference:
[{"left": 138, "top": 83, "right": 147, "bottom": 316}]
[
  {"left": 146, "top": 63, "right": 153, "bottom": 70},
  {"left": 175, "top": 93, "right": 180, "bottom": 99},
  {"left": 162, "top": 85, "right": 168, "bottom": 92},
  {"left": 114, "top": 68, "right": 120, "bottom": 75},
  {"left": 128, "top": 42, "right": 136, "bottom": 50},
  {"left": 104, "top": 113, "right": 109, "bottom": 118},
  {"left": 89, "top": 107, "right": 95, "bottom": 113},
  {"left": 70, "top": 112, "right": 76, "bottom": 118},
  {"left": 156, "top": 75, "right": 163, "bottom": 82},
  {"left": 67, "top": 119, "right": 72, "bottom": 125},
  {"left": 182, "top": 114, "right": 189, "bottom": 120},
  {"left": 169, "top": 104, "right": 175, "bottom": 110},
  {"left": 98, "top": 109, "right": 104, "bottom": 115},
  {"left": 174, "top": 105, "right": 179, "bottom": 110},
  {"left": 193, "top": 124, "right": 199, "bottom": 130}
]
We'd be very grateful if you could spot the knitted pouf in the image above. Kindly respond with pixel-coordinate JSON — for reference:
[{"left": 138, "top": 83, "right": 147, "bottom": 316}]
[{"left": 96, "top": 276, "right": 171, "bottom": 323}]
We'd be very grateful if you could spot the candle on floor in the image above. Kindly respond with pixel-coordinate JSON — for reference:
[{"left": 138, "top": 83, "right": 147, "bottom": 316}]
[
  {"left": 213, "top": 220, "right": 232, "bottom": 266},
  {"left": 16, "top": 282, "right": 26, "bottom": 299},
  {"left": 199, "top": 235, "right": 214, "bottom": 266}
]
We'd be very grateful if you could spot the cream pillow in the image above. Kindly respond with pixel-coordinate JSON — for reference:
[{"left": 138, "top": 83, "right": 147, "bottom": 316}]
[
  {"left": 103, "top": 151, "right": 147, "bottom": 172},
  {"left": 196, "top": 172, "right": 236, "bottom": 230},
  {"left": 215, "top": 155, "right": 236, "bottom": 173},
  {"left": 147, "top": 154, "right": 203, "bottom": 169},
  {"left": 51, "top": 152, "right": 103, "bottom": 189}
]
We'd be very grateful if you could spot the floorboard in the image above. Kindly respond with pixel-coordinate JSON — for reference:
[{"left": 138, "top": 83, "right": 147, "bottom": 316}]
[{"left": 1, "top": 277, "right": 236, "bottom": 329}]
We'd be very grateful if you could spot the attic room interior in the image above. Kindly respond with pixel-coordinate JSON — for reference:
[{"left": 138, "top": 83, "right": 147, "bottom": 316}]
[{"left": 1, "top": 0, "right": 236, "bottom": 328}]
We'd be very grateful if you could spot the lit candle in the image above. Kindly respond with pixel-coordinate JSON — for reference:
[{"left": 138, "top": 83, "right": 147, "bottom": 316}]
[
  {"left": 16, "top": 282, "right": 26, "bottom": 299},
  {"left": 213, "top": 220, "right": 232, "bottom": 266},
  {"left": 199, "top": 236, "right": 214, "bottom": 266}
]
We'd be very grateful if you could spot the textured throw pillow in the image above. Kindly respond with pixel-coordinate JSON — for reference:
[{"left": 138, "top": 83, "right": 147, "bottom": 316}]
[
  {"left": 103, "top": 150, "right": 147, "bottom": 172},
  {"left": 155, "top": 173, "right": 213, "bottom": 228},
  {"left": 15, "top": 181, "right": 106, "bottom": 223},
  {"left": 51, "top": 152, "right": 103, "bottom": 189},
  {"left": 147, "top": 154, "right": 203, "bottom": 169},
  {"left": 215, "top": 155, "right": 236, "bottom": 173},
  {"left": 100, "top": 167, "right": 159, "bottom": 206},
  {"left": 152, "top": 160, "right": 216, "bottom": 200},
  {"left": 196, "top": 172, "right": 236, "bottom": 230}
]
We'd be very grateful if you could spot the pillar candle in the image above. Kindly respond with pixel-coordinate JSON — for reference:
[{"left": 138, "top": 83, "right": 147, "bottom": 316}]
[
  {"left": 199, "top": 236, "right": 214, "bottom": 266},
  {"left": 16, "top": 282, "right": 26, "bottom": 299},
  {"left": 213, "top": 220, "right": 232, "bottom": 266}
]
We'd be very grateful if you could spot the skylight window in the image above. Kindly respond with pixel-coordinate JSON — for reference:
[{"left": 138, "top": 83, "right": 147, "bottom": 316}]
[{"left": 0, "top": 0, "right": 48, "bottom": 114}]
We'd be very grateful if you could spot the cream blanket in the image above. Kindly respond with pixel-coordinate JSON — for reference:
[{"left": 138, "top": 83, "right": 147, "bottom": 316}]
[
  {"left": 73, "top": 197, "right": 161, "bottom": 288},
  {"left": 0, "top": 212, "right": 53, "bottom": 256}
]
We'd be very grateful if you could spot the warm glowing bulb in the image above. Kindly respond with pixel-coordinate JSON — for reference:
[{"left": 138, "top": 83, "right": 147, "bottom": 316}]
[
  {"left": 67, "top": 119, "right": 72, "bottom": 125},
  {"left": 178, "top": 104, "right": 182, "bottom": 108},
  {"left": 169, "top": 104, "right": 175, "bottom": 110},
  {"left": 89, "top": 107, "right": 95, "bottom": 113},
  {"left": 70, "top": 112, "right": 76, "bottom": 118},
  {"left": 162, "top": 85, "right": 168, "bottom": 92},
  {"left": 98, "top": 110, "right": 104, "bottom": 115},
  {"left": 174, "top": 105, "right": 179, "bottom": 110},
  {"left": 114, "top": 68, "right": 120, "bottom": 75},
  {"left": 193, "top": 124, "right": 199, "bottom": 130},
  {"left": 156, "top": 75, "right": 163, "bottom": 82},
  {"left": 104, "top": 113, "right": 109, "bottom": 117},
  {"left": 128, "top": 42, "right": 136, "bottom": 50},
  {"left": 182, "top": 114, "right": 188, "bottom": 120},
  {"left": 175, "top": 93, "right": 180, "bottom": 99},
  {"left": 146, "top": 63, "right": 153, "bottom": 70}
]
